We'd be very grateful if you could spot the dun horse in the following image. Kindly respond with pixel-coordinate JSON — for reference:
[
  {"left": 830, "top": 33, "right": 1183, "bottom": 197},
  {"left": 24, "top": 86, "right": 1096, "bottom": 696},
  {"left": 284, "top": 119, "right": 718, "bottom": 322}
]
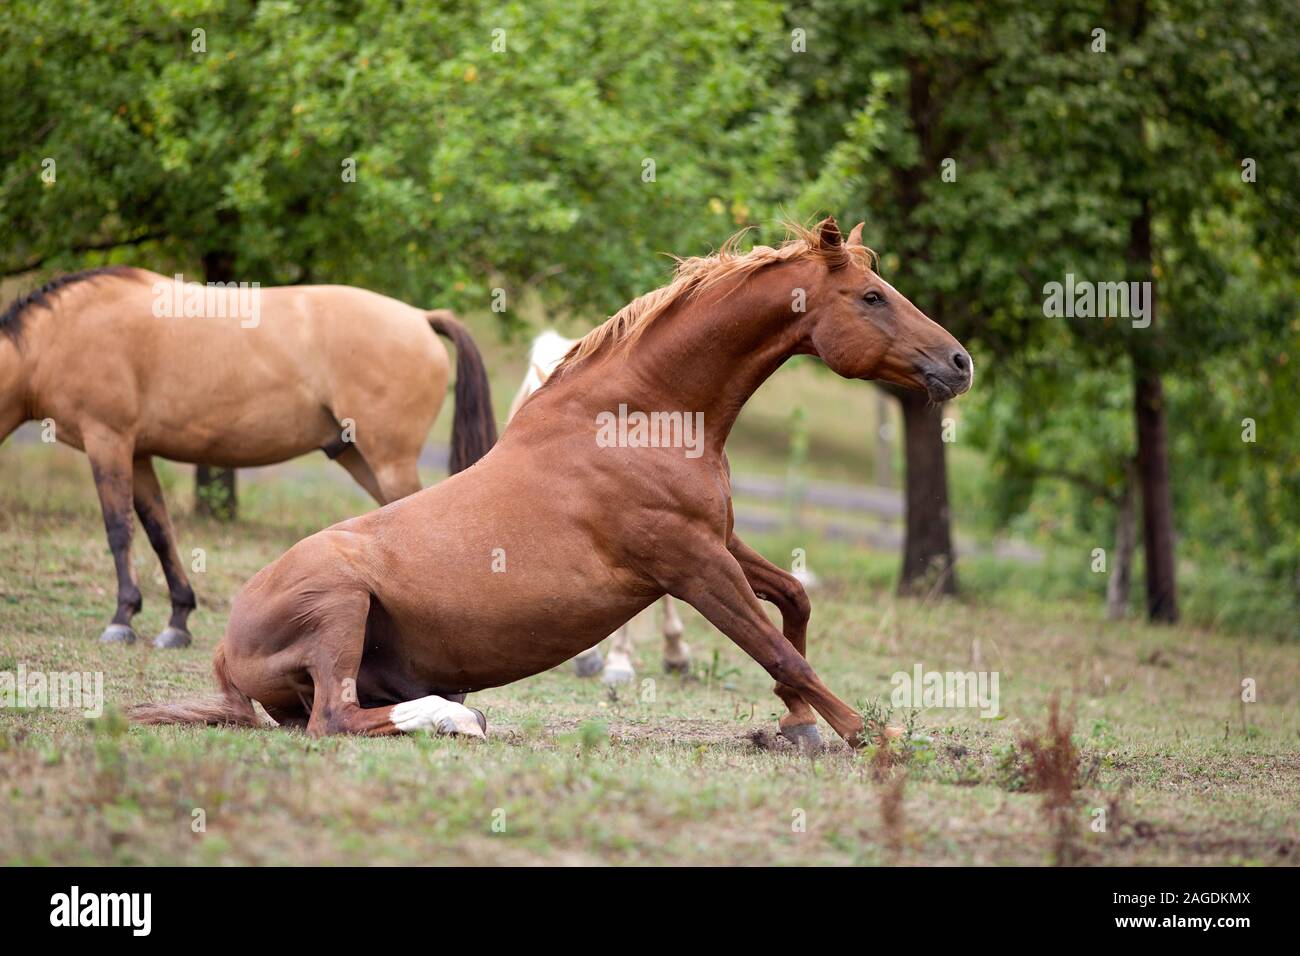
[
  {"left": 0, "top": 268, "right": 496, "bottom": 648},
  {"left": 509, "top": 330, "right": 691, "bottom": 684},
  {"left": 133, "top": 219, "right": 972, "bottom": 749}
]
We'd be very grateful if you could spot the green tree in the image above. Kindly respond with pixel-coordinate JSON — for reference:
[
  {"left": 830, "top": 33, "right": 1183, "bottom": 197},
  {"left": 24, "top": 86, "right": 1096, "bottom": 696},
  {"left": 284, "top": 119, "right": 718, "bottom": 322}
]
[{"left": 2, "top": 0, "right": 799, "bottom": 511}]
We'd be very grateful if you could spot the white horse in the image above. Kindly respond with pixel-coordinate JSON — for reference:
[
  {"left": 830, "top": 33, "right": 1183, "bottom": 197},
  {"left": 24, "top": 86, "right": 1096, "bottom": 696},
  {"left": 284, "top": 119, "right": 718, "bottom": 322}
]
[{"left": 509, "top": 330, "right": 692, "bottom": 683}]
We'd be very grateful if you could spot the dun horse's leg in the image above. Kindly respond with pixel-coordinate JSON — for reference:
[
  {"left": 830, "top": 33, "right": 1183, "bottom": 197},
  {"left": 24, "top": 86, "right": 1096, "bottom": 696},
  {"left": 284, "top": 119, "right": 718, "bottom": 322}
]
[
  {"left": 660, "top": 596, "right": 691, "bottom": 674},
  {"left": 303, "top": 589, "right": 485, "bottom": 739},
  {"left": 727, "top": 536, "right": 819, "bottom": 749},
  {"left": 132, "top": 458, "right": 197, "bottom": 649},
  {"left": 333, "top": 446, "right": 386, "bottom": 506},
  {"left": 672, "top": 549, "right": 864, "bottom": 747},
  {"left": 84, "top": 430, "right": 142, "bottom": 643},
  {"left": 370, "top": 458, "right": 422, "bottom": 504}
]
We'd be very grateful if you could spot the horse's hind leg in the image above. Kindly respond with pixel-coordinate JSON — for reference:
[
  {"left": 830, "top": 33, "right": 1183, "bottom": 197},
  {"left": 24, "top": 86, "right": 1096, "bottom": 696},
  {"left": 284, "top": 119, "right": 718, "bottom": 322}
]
[
  {"left": 660, "top": 597, "right": 691, "bottom": 673},
  {"left": 369, "top": 457, "right": 421, "bottom": 503},
  {"left": 302, "top": 588, "right": 484, "bottom": 739},
  {"left": 132, "top": 457, "right": 197, "bottom": 648},
  {"left": 83, "top": 427, "right": 142, "bottom": 643},
  {"left": 332, "top": 445, "right": 386, "bottom": 506}
]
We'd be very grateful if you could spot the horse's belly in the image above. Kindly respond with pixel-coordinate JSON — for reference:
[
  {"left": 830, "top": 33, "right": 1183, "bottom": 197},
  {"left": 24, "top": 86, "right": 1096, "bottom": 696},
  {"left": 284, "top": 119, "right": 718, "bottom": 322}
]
[
  {"left": 138, "top": 397, "right": 335, "bottom": 467},
  {"left": 370, "top": 555, "right": 657, "bottom": 693}
]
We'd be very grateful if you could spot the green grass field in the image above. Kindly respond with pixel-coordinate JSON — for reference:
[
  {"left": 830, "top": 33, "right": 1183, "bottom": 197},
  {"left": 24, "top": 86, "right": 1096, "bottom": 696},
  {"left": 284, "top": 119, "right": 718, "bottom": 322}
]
[{"left": 1, "top": 434, "right": 1296, "bottom": 866}]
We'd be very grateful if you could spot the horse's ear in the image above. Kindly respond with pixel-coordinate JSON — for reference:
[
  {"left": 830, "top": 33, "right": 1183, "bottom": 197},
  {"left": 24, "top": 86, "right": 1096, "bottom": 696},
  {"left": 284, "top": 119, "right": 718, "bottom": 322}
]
[
  {"left": 847, "top": 222, "right": 865, "bottom": 247},
  {"left": 816, "top": 216, "right": 843, "bottom": 249}
]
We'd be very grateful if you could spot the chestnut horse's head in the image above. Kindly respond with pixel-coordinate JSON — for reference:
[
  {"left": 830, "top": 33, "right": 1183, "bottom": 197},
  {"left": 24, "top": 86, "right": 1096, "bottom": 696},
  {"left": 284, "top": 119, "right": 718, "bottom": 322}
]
[{"left": 799, "top": 217, "right": 972, "bottom": 402}]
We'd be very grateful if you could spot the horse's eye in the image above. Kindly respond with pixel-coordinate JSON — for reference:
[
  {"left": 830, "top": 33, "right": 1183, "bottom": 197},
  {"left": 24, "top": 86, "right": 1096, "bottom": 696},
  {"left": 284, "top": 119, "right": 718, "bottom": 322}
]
[{"left": 863, "top": 291, "right": 884, "bottom": 306}]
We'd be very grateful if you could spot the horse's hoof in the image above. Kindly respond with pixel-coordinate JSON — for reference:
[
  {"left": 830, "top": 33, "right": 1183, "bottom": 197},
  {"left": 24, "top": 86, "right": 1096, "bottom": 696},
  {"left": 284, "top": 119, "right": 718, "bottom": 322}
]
[
  {"left": 99, "top": 624, "right": 138, "bottom": 645},
  {"left": 467, "top": 707, "right": 488, "bottom": 735},
  {"left": 153, "top": 627, "right": 193, "bottom": 649},
  {"left": 573, "top": 649, "right": 604, "bottom": 678},
  {"left": 663, "top": 657, "right": 691, "bottom": 675},
  {"left": 780, "top": 723, "right": 823, "bottom": 752},
  {"left": 601, "top": 665, "right": 635, "bottom": 685},
  {"left": 392, "top": 696, "right": 486, "bottom": 738}
]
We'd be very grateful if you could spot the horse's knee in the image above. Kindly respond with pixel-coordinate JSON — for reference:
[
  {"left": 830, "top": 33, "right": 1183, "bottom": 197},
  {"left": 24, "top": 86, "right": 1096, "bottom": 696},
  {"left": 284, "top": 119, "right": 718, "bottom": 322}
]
[
  {"left": 769, "top": 650, "right": 815, "bottom": 689},
  {"left": 787, "top": 579, "right": 811, "bottom": 624}
]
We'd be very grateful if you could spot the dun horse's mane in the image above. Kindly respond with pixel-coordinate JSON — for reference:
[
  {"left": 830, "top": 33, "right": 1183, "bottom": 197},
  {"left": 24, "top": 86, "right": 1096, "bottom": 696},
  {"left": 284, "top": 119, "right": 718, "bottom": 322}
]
[
  {"left": 0, "top": 266, "right": 134, "bottom": 342},
  {"left": 554, "top": 221, "right": 876, "bottom": 375}
]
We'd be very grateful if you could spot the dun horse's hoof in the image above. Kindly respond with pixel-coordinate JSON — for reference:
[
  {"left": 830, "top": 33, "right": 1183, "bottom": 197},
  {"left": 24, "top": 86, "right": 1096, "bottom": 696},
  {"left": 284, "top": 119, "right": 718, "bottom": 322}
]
[
  {"left": 780, "top": 723, "right": 824, "bottom": 752},
  {"left": 99, "top": 624, "right": 138, "bottom": 645},
  {"left": 153, "top": 627, "right": 193, "bottom": 649},
  {"left": 662, "top": 657, "right": 691, "bottom": 675},
  {"left": 573, "top": 649, "right": 604, "bottom": 678}
]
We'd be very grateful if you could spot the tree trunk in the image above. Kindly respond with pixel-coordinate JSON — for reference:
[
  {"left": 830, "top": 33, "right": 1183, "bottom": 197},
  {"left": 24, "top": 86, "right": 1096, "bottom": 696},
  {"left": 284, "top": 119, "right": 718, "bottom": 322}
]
[
  {"left": 1128, "top": 202, "right": 1178, "bottom": 622},
  {"left": 1133, "top": 365, "right": 1177, "bottom": 620},
  {"left": 194, "top": 246, "right": 239, "bottom": 521},
  {"left": 894, "top": 387, "right": 957, "bottom": 596},
  {"left": 194, "top": 464, "right": 238, "bottom": 522},
  {"left": 883, "top": 39, "right": 959, "bottom": 597},
  {"left": 1106, "top": 465, "right": 1136, "bottom": 620}
]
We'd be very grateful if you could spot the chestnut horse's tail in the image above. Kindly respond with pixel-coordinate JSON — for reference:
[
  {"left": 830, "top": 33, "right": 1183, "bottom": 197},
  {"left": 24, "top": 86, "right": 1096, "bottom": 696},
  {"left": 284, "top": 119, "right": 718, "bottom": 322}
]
[
  {"left": 427, "top": 310, "right": 498, "bottom": 473},
  {"left": 130, "top": 643, "right": 260, "bottom": 728}
]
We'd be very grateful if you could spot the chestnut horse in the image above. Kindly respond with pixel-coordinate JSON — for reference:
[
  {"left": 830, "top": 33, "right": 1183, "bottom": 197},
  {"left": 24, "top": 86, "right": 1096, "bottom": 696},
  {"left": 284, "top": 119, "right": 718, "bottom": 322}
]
[
  {"left": 0, "top": 268, "right": 496, "bottom": 648},
  {"left": 509, "top": 330, "right": 691, "bottom": 684},
  {"left": 133, "top": 218, "right": 972, "bottom": 749}
]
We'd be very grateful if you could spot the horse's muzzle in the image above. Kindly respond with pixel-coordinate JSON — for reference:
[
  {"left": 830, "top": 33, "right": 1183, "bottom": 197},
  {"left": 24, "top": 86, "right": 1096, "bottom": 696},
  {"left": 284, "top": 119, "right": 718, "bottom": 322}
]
[{"left": 921, "top": 348, "right": 973, "bottom": 402}]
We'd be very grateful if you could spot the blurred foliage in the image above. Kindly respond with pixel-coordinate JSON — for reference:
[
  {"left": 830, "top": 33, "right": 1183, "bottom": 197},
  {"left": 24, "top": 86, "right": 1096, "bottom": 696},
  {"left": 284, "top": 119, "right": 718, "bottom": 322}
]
[
  {"left": 1, "top": 0, "right": 796, "bottom": 322},
  {"left": 786, "top": 0, "right": 1300, "bottom": 594}
]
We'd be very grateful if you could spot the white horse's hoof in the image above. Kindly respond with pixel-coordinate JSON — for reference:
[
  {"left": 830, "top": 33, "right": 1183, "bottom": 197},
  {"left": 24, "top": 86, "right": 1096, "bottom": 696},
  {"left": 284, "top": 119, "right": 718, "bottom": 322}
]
[
  {"left": 391, "top": 696, "right": 486, "bottom": 738},
  {"left": 99, "top": 624, "right": 137, "bottom": 645},
  {"left": 602, "top": 651, "right": 636, "bottom": 685},
  {"left": 780, "top": 723, "right": 823, "bottom": 752},
  {"left": 663, "top": 641, "right": 692, "bottom": 674},
  {"left": 573, "top": 649, "right": 605, "bottom": 678},
  {"left": 153, "top": 627, "right": 192, "bottom": 649}
]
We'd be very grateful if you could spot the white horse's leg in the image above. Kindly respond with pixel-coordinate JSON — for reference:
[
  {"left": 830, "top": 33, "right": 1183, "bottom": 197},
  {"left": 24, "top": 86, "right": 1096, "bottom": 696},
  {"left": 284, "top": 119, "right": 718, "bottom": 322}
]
[
  {"left": 661, "top": 596, "right": 691, "bottom": 673},
  {"left": 601, "top": 621, "right": 636, "bottom": 685},
  {"left": 602, "top": 605, "right": 655, "bottom": 685}
]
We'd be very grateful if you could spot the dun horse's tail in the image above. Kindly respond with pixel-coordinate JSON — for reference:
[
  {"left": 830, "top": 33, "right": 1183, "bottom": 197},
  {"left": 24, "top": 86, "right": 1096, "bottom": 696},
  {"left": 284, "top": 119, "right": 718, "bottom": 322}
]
[
  {"left": 427, "top": 310, "right": 498, "bottom": 473},
  {"left": 130, "top": 643, "right": 260, "bottom": 728}
]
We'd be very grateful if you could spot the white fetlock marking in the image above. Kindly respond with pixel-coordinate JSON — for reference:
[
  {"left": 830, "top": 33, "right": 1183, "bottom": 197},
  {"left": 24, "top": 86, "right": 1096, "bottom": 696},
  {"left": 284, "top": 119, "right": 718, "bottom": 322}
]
[{"left": 390, "top": 696, "right": 485, "bottom": 738}]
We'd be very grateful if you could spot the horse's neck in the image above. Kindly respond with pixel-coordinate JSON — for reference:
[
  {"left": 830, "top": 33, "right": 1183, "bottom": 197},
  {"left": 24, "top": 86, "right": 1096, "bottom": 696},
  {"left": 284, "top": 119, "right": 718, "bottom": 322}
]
[
  {"left": 0, "top": 337, "right": 32, "bottom": 441},
  {"left": 557, "top": 283, "right": 801, "bottom": 455}
]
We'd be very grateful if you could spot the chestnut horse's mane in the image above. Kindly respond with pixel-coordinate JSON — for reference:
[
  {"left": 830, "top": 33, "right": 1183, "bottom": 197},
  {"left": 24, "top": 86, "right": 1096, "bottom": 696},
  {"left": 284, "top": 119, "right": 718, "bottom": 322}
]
[{"left": 554, "top": 220, "right": 877, "bottom": 376}]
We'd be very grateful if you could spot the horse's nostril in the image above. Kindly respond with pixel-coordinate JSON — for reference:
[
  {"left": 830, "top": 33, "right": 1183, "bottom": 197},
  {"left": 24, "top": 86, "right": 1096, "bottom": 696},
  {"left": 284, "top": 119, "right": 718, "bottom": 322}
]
[{"left": 952, "top": 351, "right": 969, "bottom": 373}]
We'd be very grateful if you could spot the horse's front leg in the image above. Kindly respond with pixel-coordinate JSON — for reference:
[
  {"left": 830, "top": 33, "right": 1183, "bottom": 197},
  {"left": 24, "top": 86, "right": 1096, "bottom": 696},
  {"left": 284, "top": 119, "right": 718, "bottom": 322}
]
[
  {"left": 669, "top": 547, "right": 863, "bottom": 748},
  {"left": 83, "top": 427, "right": 142, "bottom": 643},
  {"left": 727, "top": 535, "right": 820, "bottom": 749},
  {"left": 133, "top": 457, "right": 197, "bottom": 648}
]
